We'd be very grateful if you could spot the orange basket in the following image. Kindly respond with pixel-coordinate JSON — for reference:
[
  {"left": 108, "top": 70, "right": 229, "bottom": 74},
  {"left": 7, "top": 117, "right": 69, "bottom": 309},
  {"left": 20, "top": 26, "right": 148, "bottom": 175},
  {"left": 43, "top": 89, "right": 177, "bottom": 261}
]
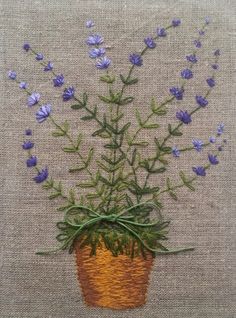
[{"left": 75, "top": 241, "right": 154, "bottom": 309}]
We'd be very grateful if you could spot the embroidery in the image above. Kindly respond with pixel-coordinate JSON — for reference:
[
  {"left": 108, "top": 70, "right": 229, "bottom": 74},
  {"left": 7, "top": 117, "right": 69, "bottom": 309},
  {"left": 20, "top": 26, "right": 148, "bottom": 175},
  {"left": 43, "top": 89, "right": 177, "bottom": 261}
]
[{"left": 9, "top": 17, "right": 226, "bottom": 309}]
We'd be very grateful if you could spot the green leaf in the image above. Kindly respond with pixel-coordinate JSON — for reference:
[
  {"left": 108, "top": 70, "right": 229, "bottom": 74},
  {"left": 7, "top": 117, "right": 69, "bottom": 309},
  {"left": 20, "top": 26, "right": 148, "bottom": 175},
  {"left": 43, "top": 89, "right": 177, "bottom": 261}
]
[
  {"left": 100, "top": 74, "right": 116, "bottom": 83},
  {"left": 81, "top": 115, "right": 94, "bottom": 121},
  {"left": 48, "top": 192, "right": 61, "bottom": 199},
  {"left": 118, "top": 96, "right": 134, "bottom": 105},
  {"left": 71, "top": 104, "right": 84, "bottom": 110},
  {"left": 99, "top": 176, "right": 112, "bottom": 186},
  {"left": 120, "top": 74, "right": 138, "bottom": 85},
  {"left": 69, "top": 165, "right": 86, "bottom": 172},
  {"left": 119, "top": 122, "right": 131, "bottom": 134},
  {"left": 142, "top": 123, "right": 159, "bottom": 129},
  {"left": 168, "top": 124, "right": 183, "bottom": 136},
  {"left": 99, "top": 95, "right": 112, "bottom": 103},
  {"left": 52, "top": 131, "right": 65, "bottom": 137},
  {"left": 169, "top": 191, "right": 178, "bottom": 201},
  {"left": 62, "top": 146, "right": 77, "bottom": 153},
  {"left": 135, "top": 109, "right": 143, "bottom": 126},
  {"left": 77, "top": 182, "right": 95, "bottom": 188},
  {"left": 149, "top": 167, "right": 166, "bottom": 174}
]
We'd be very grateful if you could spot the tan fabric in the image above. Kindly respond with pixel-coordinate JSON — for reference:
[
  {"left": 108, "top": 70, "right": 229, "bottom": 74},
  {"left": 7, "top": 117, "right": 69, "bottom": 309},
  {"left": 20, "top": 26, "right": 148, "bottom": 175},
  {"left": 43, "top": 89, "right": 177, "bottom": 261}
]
[{"left": 1, "top": 0, "right": 235, "bottom": 317}]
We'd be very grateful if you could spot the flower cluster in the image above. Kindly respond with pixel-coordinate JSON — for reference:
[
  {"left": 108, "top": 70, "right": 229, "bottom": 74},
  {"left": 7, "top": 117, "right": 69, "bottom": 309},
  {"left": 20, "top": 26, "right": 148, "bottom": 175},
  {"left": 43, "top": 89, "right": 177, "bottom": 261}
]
[
  {"left": 22, "top": 130, "right": 48, "bottom": 183},
  {"left": 86, "top": 20, "right": 111, "bottom": 70}
]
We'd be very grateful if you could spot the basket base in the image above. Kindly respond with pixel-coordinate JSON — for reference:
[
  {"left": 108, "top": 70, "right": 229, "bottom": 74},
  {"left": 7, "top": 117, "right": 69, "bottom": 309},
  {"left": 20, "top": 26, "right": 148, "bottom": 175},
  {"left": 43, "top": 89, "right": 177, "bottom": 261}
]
[{"left": 75, "top": 242, "right": 154, "bottom": 309}]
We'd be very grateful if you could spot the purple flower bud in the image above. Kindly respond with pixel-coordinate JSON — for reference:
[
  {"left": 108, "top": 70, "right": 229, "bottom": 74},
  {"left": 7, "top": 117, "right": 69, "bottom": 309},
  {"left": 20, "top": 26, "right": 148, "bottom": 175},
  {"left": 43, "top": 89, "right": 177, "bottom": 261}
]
[
  {"left": 86, "top": 20, "right": 95, "bottom": 28},
  {"left": 170, "top": 87, "right": 184, "bottom": 100},
  {"left": 212, "top": 64, "right": 219, "bottom": 70},
  {"left": 95, "top": 56, "right": 111, "bottom": 69},
  {"left": 63, "top": 87, "right": 75, "bottom": 101},
  {"left": 23, "top": 43, "right": 30, "bottom": 51},
  {"left": 157, "top": 28, "right": 167, "bottom": 37},
  {"left": 25, "top": 129, "right": 32, "bottom": 136},
  {"left": 209, "top": 136, "right": 216, "bottom": 143},
  {"left": 44, "top": 61, "right": 53, "bottom": 71},
  {"left": 144, "top": 37, "right": 156, "bottom": 49},
  {"left": 89, "top": 47, "right": 106, "bottom": 58},
  {"left": 8, "top": 70, "right": 17, "bottom": 80},
  {"left": 19, "top": 81, "right": 28, "bottom": 89},
  {"left": 206, "top": 78, "right": 215, "bottom": 88},
  {"left": 27, "top": 92, "right": 40, "bottom": 107},
  {"left": 194, "top": 40, "right": 202, "bottom": 48},
  {"left": 217, "top": 123, "right": 224, "bottom": 135},
  {"left": 129, "top": 53, "right": 143, "bottom": 66},
  {"left": 195, "top": 95, "right": 208, "bottom": 107},
  {"left": 186, "top": 54, "right": 198, "bottom": 63},
  {"left": 218, "top": 146, "right": 223, "bottom": 151},
  {"left": 181, "top": 69, "right": 193, "bottom": 79},
  {"left": 199, "top": 30, "right": 205, "bottom": 36},
  {"left": 214, "top": 49, "right": 220, "bottom": 56},
  {"left": 192, "top": 139, "right": 204, "bottom": 152},
  {"left": 86, "top": 34, "right": 104, "bottom": 46},
  {"left": 192, "top": 166, "right": 206, "bottom": 176},
  {"left": 176, "top": 110, "right": 192, "bottom": 124},
  {"left": 33, "top": 168, "right": 48, "bottom": 183},
  {"left": 172, "top": 19, "right": 181, "bottom": 27},
  {"left": 36, "top": 104, "right": 52, "bottom": 123},
  {"left": 208, "top": 154, "right": 219, "bottom": 165},
  {"left": 205, "top": 17, "right": 210, "bottom": 25},
  {"left": 36, "top": 53, "right": 44, "bottom": 61},
  {"left": 172, "top": 146, "right": 180, "bottom": 157},
  {"left": 26, "top": 156, "right": 37, "bottom": 167},
  {"left": 53, "top": 74, "right": 64, "bottom": 87},
  {"left": 22, "top": 141, "right": 34, "bottom": 150}
]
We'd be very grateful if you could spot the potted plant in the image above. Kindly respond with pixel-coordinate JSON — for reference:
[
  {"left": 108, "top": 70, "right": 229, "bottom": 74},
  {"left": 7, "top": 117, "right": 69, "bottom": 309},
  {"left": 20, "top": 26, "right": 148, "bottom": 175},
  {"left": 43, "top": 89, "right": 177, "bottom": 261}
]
[{"left": 8, "top": 17, "right": 225, "bottom": 309}]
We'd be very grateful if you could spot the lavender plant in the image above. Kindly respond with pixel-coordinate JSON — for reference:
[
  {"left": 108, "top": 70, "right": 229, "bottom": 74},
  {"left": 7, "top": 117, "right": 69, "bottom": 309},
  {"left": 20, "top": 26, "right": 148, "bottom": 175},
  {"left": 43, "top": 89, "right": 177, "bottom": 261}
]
[{"left": 9, "top": 18, "right": 225, "bottom": 257}]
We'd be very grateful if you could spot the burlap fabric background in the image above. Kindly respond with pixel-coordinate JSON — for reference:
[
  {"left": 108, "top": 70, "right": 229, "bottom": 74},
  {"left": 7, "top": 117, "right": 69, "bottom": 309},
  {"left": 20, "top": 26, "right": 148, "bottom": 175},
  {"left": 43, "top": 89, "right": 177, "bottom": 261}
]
[{"left": 1, "top": 0, "right": 235, "bottom": 317}]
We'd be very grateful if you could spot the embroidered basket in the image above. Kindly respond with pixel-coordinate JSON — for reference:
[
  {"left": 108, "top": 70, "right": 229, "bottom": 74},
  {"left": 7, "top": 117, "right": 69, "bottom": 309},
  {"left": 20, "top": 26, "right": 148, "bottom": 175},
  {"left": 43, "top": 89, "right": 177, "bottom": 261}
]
[{"left": 75, "top": 241, "right": 154, "bottom": 309}]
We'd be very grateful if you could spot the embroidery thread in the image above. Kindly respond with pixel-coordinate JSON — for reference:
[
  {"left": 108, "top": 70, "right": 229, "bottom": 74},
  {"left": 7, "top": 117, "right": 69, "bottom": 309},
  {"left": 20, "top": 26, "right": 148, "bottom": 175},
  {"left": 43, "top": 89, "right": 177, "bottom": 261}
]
[{"left": 9, "top": 17, "right": 226, "bottom": 309}]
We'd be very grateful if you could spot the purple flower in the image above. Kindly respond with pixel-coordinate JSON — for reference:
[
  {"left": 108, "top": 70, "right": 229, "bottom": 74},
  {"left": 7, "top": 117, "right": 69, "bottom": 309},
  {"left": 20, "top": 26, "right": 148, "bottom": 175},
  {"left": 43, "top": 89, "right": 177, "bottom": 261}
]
[
  {"left": 86, "top": 20, "right": 95, "bottom": 28},
  {"left": 25, "top": 129, "right": 32, "bottom": 136},
  {"left": 44, "top": 61, "right": 53, "bottom": 71},
  {"left": 8, "top": 70, "right": 17, "bottom": 80},
  {"left": 157, "top": 28, "right": 167, "bottom": 37},
  {"left": 181, "top": 69, "right": 193, "bottom": 79},
  {"left": 63, "top": 87, "right": 75, "bottom": 101},
  {"left": 53, "top": 74, "right": 64, "bottom": 87},
  {"left": 26, "top": 156, "right": 37, "bottom": 167},
  {"left": 212, "top": 64, "right": 219, "bottom": 70},
  {"left": 205, "top": 17, "right": 210, "bottom": 25},
  {"left": 209, "top": 136, "right": 216, "bottom": 143},
  {"left": 19, "top": 81, "right": 28, "bottom": 89},
  {"left": 194, "top": 40, "right": 201, "bottom": 48},
  {"left": 144, "top": 37, "right": 156, "bottom": 49},
  {"left": 172, "top": 19, "right": 181, "bottom": 27},
  {"left": 199, "top": 30, "right": 205, "bottom": 36},
  {"left": 22, "top": 141, "right": 34, "bottom": 150},
  {"left": 186, "top": 54, "right": 198, "bottom": 63},
  {"left": 28, "top": 92, "right": 40, "bottom": 107},
  {"left": 89, "top": 47, "right": 106, "bottom": 58},
  {"left": 33, "top": 168, "right": 48, "bottom": 183},
  {"left": 176, "top": 110, "right": 192, "bottom": 124},
  {"left": 129, "top": 53, "right": 143, "bottom": 66},
  {"left": 192, "top": 139, "right": 204, "bottom": 152},
  {"left": 36, "top": 53, "right": 44, "bottom": 61},
  {"left": 170, "top": 87, "right": 184, "bottom": 100},
  {"left": 196, "top": 95, "right": 208, "bottom": 107},
  {"left": 86, "top": 34, "right": 104, "bottom": 46},
  {"left": 23, "top": 43, "right": 30, "bottom": 51},
  {"left": 192, "top": 166, "right": 206, "bottom": 176},
  {"left": 95, "top": 56, "right": 111, "bottom": 69},
  {"left": 206, "top": 78, "right": 215, "bottom": 88},
  {"left": 214, "top": 49, "right": 220, "bottom": 56},
  {"left": 172, "top": 146, "right": 180, "bottom": 157},
  {"left": 208, "top": 154, "right": 219, "bottom": 165},
  {"left": 217, "top": 123, "right": 224, "bottom": 135},
  {"left": 36, "top": 104, "right": 52, "bottom": 123}
]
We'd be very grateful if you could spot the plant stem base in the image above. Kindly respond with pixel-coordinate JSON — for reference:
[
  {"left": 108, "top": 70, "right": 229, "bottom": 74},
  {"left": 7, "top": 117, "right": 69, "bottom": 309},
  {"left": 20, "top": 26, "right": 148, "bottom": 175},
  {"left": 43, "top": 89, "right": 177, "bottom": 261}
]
[{"left": 75, "top": 241, "right": 154, "bottom": 309}]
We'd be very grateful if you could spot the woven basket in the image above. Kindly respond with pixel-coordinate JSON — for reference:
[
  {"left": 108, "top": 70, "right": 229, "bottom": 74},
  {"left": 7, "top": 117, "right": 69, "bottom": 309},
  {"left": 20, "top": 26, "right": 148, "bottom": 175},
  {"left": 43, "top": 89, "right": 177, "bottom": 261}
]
[{"left": 75, "top": 241, "right": 154, "bottom": 309}]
